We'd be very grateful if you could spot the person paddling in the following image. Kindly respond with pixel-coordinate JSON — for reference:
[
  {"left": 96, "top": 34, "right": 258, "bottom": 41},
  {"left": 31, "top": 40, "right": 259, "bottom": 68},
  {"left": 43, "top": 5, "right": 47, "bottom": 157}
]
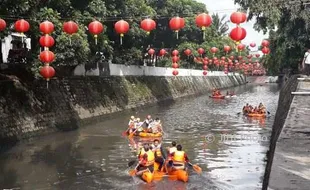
[
  {"left": 167, "top": 141, "right": 177, "bottom": 154},
  {"left": 136, "top": 144, "right": 155, "bottom": 175},
  {"left": 168, "top": 144, "right": 189, "bottom": 171},
  {"left": 151, "top": 139, "right": 166, "bottom": 171}
]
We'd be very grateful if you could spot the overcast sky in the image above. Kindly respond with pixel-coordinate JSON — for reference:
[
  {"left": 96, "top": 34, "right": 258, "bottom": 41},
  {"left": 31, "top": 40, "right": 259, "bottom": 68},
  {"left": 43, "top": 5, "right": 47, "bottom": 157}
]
[{"left": 197, "top": 0, "right": 269, "bottom": 51}]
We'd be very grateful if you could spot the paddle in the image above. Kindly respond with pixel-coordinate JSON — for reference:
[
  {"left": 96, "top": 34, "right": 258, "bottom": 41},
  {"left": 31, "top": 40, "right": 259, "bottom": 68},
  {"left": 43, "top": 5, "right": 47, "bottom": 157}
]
[
  {"left": 129, "top": 163, "right": 140, "bottom": 176},
  {"left": 188, "top": 162, "right": 202, "bottom": 174}
]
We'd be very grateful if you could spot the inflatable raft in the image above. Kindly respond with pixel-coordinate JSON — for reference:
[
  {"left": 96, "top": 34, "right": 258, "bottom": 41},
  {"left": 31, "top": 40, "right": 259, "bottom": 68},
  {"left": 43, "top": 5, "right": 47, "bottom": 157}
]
[
  {"left": 245, "top": 113, "right": 266, "bottom": 117},
  {"left": 136, "top": 132, "right": 163, "bottom": 138},
  {"left": 209, "top": 95, "right": 225, "bottom": 99}
]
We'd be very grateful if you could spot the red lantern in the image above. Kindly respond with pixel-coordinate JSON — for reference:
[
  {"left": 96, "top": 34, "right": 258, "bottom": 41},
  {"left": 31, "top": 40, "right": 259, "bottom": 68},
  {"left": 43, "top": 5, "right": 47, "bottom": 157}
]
[
  {"left": 63, "top": 21, "right": 78, "bottom": 34},
  {"left": 203, "top": 60, "right": 208, "bottom": 65},
  {"left": 195, "top": 13, "right": 212, "bottom": 28},
  {"left": 172, "top": 70, "right": 179, "bottom": 76},
  {"left": 159, "top": 49, "right": 166, "bottom": 56},
  {"left": 172, "top": 63, "right": 179, "bottom": 69},
  {"left": 195, "top": 13, "right": 212, "bottom": 39},
  {"left": 172, "top": 50, "right": 179, "bottom": 56},
  {"left": 229, "top": 55, "right": 234, "bottom": 60},
  {"left": 114, "top": 20, "right": 130, "bottom": 45},
  {"left": 39, "top": 21, "right": 54, "bottom": 34},
  {"left": 237, "top": 44, "right": 245, "bottom": 51},
  {"left": 230, "top": 12, "right": 247, "bottom": 25},
  {"left": 40, "top": 65, "right": 55, "bottom": 81},
  {"left": 169, "top": 17, "right": 185, "bottom": 39},
  {"left": 172, "top": 56, "right": 179, "bottom": 63},
  {"left": 203, "top": 71, "right": 208, "bottom": 76},
  {"left": 0, "top": 18, "right": 6, "bottom": 31},
  {"left": 140, "top": 18, "right": 156, "bottom": 34},
  {"left": 238, "top": 56, "right": 243, "bottom": 60},
  {"left": 261, "top": 40, "right": 270, "bottom": 47},
  {"left": 15, "top": 19, "right": 30, "bottom": 34},
  {"left": 148, "top": 48, "right": 155, "bottom": 56},
  {"left": 184, "top": 49, "right": 191, "bottom": 56},
  {"left": 197, "top": 48, "right": 204, "bottom": 55},
  {"left": 39, "top": 35, "right": 55, "bottom": 49},
  {"left": 203, "top": 65, "right": 208, "bottom": 70},
  {"left": 247, "top": 55, "right": 252, "bottom": 59},
  {"left": 63, "top": 21, "right": 78, "bottom": 45},
  {"left": 88, "top": 21, "right": 104, "bottom": 45},
  {"left": 224, "top": 45, "right": 231, "bottom": 53},
  {"left": 210, "top": 47, "right": 218, "bottom": 54},
  {"left": 39, "top": 50, "right": 55, "bottom": 64},
  {"left": 230, "top": 26, "right": 246, "bottom": 42},
  {"left": 262, "top": 47, "right": 270, "bottom": 54},
  {"left": 250, "top": 42, "right": 256, "bottom": 47}
]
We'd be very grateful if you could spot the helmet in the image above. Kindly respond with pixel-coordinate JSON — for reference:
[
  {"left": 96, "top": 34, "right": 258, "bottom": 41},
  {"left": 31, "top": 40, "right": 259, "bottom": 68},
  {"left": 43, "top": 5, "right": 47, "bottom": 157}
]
[
  {"left": 130, "top": 116, "right": 135, "bottom": 119},
  {"left": 137, "top": 118, "right": 140, "bottom": 121}
]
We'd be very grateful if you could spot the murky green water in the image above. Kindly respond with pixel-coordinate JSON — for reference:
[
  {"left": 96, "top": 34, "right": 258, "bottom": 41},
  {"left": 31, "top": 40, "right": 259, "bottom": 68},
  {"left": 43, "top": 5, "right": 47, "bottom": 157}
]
[{"left": 0, "top": 83, "right": 281, "bottom": 190}]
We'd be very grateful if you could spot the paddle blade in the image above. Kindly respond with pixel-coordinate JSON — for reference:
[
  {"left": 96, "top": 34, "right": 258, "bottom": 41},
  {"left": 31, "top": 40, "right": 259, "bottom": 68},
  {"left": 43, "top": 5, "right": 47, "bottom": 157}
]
[
  {"left": 193, "top": 165, "right": 202, "bottom": 174},
  {"left": 129, "top": 169, "right": 136, "bottom": 176}
]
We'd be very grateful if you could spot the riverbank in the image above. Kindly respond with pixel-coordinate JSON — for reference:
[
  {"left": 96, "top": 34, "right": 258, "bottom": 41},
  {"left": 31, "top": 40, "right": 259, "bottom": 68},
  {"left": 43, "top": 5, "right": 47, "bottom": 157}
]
[
  {"left": 262, "top": 75, "right": 310, "bottom": 189},
  {"left": 0, "top": 73, "right": 245, "bottom": 147}
]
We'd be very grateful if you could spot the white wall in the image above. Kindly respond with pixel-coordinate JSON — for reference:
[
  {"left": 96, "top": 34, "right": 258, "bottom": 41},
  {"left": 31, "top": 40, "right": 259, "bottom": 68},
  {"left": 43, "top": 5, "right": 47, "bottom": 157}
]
[
  {"left": 73, "top": 63, "right": 239, "bottom": 76},
  {"left": 1, "top": 33, "right": 31, "bottom": 63}
]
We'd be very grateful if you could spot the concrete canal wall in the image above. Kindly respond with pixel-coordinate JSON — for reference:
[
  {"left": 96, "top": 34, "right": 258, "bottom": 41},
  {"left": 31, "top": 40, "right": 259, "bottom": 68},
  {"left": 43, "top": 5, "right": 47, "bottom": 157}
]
[
  {"left": 0, "top": 67, "right": 245, "bottom": 146},
  {"left": 262, "top": 75, "right": 310, "bottom": 189}
]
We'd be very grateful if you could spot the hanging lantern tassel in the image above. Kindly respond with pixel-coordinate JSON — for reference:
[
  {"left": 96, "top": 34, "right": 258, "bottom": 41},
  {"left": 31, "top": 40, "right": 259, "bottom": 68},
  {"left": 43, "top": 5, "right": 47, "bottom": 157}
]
[
  {"left": 94, "top": 34, "right": 98, "bottom": 45},
  {"left": 175, "top": 30, "right": 179, "bottom": 39},
  {"left": 21, "top": 32, "right": 25, "bottom": 48},
  {"left": 201, "top": 26, "right": 206, "bottom": 40},
  {"left": 46, "top": 79, "right": 49, "bottom": 89},
  {"left": 69, "top": 35, "right": 72, "bottom": 46},
  {"left": 120, "top": 33, "right": 124, "bottom": 45}
]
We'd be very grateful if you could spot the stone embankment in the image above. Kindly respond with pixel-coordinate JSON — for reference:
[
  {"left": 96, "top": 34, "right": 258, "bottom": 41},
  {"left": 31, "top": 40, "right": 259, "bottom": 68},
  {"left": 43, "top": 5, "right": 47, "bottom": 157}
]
[{"left": 0, "top": 73, "right": 245, "bottom": 147}]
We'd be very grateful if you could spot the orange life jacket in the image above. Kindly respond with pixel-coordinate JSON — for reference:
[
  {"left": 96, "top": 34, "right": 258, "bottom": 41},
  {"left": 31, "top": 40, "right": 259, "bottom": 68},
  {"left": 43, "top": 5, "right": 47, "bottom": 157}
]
[
  {"left": 143, "top": 150, "right": 155, "bottom": 166},
  {"left": 172, "top": 150, "right": 185, "bottom": 165},
  {"left": 152, "top": 145, "right": 162, "bottom": 157}
]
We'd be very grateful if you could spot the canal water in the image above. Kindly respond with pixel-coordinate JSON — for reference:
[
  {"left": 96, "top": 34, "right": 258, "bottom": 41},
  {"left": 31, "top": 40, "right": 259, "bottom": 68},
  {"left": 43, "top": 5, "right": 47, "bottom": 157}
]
[{"left": 0, "top": 83, "right": 281, "bottom": 190}]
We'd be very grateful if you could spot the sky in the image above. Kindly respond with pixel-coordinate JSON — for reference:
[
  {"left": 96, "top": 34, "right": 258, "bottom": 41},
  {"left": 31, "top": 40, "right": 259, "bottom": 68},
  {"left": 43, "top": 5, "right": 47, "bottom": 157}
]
[{"left": 197, "top": 0, "right": 269, "bottom": 52}]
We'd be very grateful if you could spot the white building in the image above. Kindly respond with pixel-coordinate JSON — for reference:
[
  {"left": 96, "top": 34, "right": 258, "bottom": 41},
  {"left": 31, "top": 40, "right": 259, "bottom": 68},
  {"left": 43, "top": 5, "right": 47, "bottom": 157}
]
[{"left": 1, "top": 32, "right": 31, "bottom": 63}]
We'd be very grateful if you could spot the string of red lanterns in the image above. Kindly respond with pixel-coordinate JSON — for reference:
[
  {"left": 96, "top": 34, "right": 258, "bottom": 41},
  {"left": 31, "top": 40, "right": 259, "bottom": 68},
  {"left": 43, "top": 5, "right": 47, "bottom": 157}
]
[
  {"left": 39, "top": 20, "right": 56, "bottom": 88},
  {"left": 0, "top": 14, "right": 267, "bottom": 77}
]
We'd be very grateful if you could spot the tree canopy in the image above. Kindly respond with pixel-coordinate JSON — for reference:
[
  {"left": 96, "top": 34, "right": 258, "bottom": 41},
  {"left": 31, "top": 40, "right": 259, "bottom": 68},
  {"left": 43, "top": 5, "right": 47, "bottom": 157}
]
[
  {"left": 0, "top": 0, "right": 247, "bottom": 76},
  {"left": 235, "top": 0, "right": 310, "bottom": 74}
]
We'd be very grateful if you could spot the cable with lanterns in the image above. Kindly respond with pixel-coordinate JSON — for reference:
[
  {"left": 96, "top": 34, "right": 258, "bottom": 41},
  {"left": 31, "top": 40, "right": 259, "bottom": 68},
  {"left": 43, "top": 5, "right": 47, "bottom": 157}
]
[{"left": 0, "top": 11, "right": 269, "bottom": 80}]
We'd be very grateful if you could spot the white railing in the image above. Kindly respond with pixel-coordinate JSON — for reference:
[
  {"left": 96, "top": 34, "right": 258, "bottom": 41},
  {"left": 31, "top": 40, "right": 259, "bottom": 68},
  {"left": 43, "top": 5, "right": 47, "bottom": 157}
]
[{"left": 74, "top": 63, "right": 240, "bottom": 76}]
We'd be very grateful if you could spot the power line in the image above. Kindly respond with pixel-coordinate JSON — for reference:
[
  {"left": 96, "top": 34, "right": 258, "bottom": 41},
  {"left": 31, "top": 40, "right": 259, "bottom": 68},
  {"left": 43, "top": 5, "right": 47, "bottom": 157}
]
[{"left": 0, "top": 9, "right": 245, "bottom": 22}]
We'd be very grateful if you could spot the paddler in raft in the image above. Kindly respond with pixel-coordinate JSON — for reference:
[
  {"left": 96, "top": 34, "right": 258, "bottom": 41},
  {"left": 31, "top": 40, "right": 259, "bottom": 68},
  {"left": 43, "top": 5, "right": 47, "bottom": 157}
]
[
  {"left": 151, "top": 139, "right": 166, "bottom": 171},
  {"left": 212, "top": 88, "right": 222, "bottom": 96},
  {"left": 136, "top": 144, "right": 155, "bottom": 175},
  {"left": 134, "top": 118, "right": 144, "bottom": 135},
  {"left": 149, "top": 118, "right": 163, "bottom": 134},
  {"left": 127, "top": 116, "right": 136, "bottom": 134},
  {"left": 167, "top": 144, "right": 190, "bottom": 171}
]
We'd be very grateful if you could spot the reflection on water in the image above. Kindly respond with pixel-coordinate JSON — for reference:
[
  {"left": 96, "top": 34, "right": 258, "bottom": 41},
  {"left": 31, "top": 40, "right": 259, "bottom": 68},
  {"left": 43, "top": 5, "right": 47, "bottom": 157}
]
[{"left": 0, "top": 83, "right": 281, "bottom": 190}]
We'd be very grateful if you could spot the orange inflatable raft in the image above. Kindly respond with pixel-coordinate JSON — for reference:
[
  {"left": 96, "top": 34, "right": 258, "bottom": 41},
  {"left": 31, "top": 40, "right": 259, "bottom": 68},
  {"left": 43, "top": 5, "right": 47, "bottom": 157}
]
[
  {"left": 209, "top": 95, "right": 225, "bottom": 99},
  {"left": 245, "top": 113, "right": 266, "bottom": 118},
  {"left": 136, "top": 132, "right": 162, "bottom": 138}
]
